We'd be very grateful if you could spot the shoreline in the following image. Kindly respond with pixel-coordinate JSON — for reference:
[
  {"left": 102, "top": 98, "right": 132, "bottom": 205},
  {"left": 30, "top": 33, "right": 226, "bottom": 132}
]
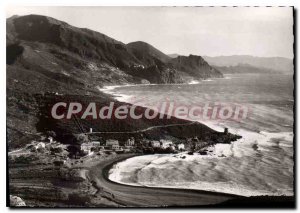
[
  {"left": 88, "top": 153, "right": 294, "bottom": 207},
  {"left": 97, "top": 82, "right": 294, "bottom": 199},
  {"left": 98, "top": 81, "right": 225, "bottom": 132},
  {"left": 88, "top": 153, "right": 242, "bottom": 207},
  {"left": 107, "top": 152, "right": 294, "bottom": 197}
]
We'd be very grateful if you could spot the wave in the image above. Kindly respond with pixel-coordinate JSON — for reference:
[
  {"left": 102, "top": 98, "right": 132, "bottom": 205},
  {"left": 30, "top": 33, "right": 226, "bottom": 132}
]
[
  {"left": 109, "top": 130, "right": 293, "bottom": 197},
  {"left": 108, "top": 126, "right": 293, "bottom": 196},
  {"left": 100, "top": 77, "right": 293, "bottom": 197},
  {"left": 188, "top": 80, "right": 200, "bottom": 84}
]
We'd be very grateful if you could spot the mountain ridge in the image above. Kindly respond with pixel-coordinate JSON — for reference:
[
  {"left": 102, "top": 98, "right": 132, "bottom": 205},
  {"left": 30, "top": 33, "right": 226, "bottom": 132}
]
[
  {"left": 6, "top": 14, "right": 223, "bottom": 148},
  {"left": 203, "top": 55, "right": 293, "bottom": 72},
  {"left": 7, "top": 14, "right": 222, "bottom": 86}
]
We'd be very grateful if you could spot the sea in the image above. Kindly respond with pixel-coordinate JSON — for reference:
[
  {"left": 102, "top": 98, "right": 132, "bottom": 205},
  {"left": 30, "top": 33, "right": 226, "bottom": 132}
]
[{"left": 102, "top": 73, "right": 294, "bottom": 197}]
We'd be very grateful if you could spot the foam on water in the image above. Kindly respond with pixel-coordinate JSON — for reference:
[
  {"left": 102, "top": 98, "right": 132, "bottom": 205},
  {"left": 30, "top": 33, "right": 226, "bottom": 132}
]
[
  {"left": 188, "top": 80, "right": 200, "bottom": 84},
  {"left": 102, "top": 74, "right": 294, "bottom": 196},
  {"left": 109, "top": 126, "right": 293, "bottom": 196},
  {"left": 98, "top": 85, "right": 135, "bottom": 102}
]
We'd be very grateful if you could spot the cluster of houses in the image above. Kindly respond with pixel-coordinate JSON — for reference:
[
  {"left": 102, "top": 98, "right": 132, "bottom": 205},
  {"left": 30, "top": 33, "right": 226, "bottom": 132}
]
[
  {"left": 26, "top": 136, "right": 54, "bottom": 152},
  {"left": 80, "top": 137, "right": 136, "bottom": 155},
  {"left": 149, "top": 140, "right": 185, "bottom": 151},
  {"left": 80, "top": 137, "right": 186, "bottom": 155}
]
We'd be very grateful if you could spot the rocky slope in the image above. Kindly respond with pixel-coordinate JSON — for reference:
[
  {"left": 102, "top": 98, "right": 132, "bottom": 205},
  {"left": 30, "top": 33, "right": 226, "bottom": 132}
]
[
  {"left": 127, "top": 41, "right": 171, "bottom": 64},
  {"left": 169, "top": 55, "right": 223, "bottom": 79},
  {"left": 7, "top": 14, "right": 222, "bottom": 85},
  {"left": 126, "top": 41, "right": 185, "bottom": 83},
  {"left": 6, "top": 14, "right": 226, "bottom": 150}
]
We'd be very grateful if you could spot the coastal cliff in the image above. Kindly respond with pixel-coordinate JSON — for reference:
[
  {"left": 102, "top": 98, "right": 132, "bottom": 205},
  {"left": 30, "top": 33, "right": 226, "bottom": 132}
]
[
  {"left": 7, "top": 15, "right": 242, "bottom": 207},
  {"left": 7, "top": 14, "right": 222, "bottom": 86},
  {"left": 7, "top": 14, "right": 226, "bottom": 150}
]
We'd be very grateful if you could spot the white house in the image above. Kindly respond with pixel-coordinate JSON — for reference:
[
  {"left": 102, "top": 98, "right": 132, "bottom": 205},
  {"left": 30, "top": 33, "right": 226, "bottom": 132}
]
[
  {"left": 112, "top": 144, "right": 120, "bottom": 150},
  {"left": 36, "top": 142, "right": 45, "bottom": 149},
  {"left": 81, "top": 143, "right": 93, "bottom": 154},
  {"left": 125, "top": 137, "right": 135, "bottom": 146},
  {"left": 160, "top": 140, "right": 173, "bottom": 149},
  {"left": 106, "top": 139, "right": 119, "bottom": 146},
  {"left": 47, "top": 137, "right": 53, "bottom": 143},
  {"left": 91, "top": 141, "right": 100, "bottom": 147},
  {"left": 106, "top": 139, "right": 119, "bottom": 150},
  {"left": 151, "top": 141, "right": 161, "bottom": 148},
  {"left": 177, "top": 143, "right": 185, "bottom": 151}
]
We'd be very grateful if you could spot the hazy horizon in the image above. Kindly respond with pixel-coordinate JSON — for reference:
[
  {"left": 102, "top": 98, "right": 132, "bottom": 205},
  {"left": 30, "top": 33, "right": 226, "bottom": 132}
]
[{"left": 6, "top": 7, "right": 294, "bottom": 59}]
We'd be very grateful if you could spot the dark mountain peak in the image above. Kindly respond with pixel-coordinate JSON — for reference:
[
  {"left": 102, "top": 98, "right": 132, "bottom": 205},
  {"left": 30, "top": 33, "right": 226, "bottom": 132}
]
[
  {"left": 9, "top": 14, "right": 116, "bottom": 44},
  {"left": 7, "top": 14, "right": 223, "bottom": 87},
  {"left": 8, "top": 14, "right": 140, "bottom": 68},
  {"left": 127, "top": 41, "right": 171, "bottom": 64},
  {"left": 170, "top": 54, "right": 223, "bottom": 78},
  {"left": 13, "top": 14, "right": 69, "bottom": 26},
  {"left": 7, "top": 15, "right": 20, "bottom": 21},
  {"left": 10, "top": 14, "right": 67, "bottom": 44},
  {"left": 128, "top": 41, "right": 151, "bottom": 47},
  {"left": 168, "top": 53, "right": 180, "bottom": 58},
  {"left": 175, "top": 54, "right": 208, "bottom": 66}
]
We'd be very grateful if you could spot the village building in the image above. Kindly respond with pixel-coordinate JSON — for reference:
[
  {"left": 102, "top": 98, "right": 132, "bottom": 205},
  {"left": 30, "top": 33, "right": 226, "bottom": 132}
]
[
  {"left": 111, "top": 144, "right": 120, "bottom": 150},
  {"left": 91, "top": 141, "right": 100, "bottom": 147},
  {"left": 160, "top": 140, "right": 173, "bottom": 149},
  {"left": 177, "top": 143, "right": 185, "bottom": 151},
  {"left": 106, "top": 139, "right": 119, "bottom": 150},
  {"left": 81, "top": 142, "right": 94, "bottom": 154},
  {"left": 125, "top": 137, "right": 135, "bottom": 146},
  {"left": 36, "top": 142, "right": 45, "bottom": 149},
  {"left": 151, "top": 141, "right": 161, "bottom": 148}
]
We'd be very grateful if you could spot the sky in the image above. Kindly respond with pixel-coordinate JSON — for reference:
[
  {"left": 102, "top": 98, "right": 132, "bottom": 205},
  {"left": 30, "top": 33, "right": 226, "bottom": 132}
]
[{"left": 6, "top": 6, "right": 294, "bottom": 58}]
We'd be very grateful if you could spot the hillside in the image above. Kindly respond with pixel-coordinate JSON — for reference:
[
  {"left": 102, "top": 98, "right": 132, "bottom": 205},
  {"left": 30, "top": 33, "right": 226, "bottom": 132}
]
[
  {"left": 169, "top": 55, "right": 223, "bottom": 79},
  {"left": 127, "top": 41, "right": 171, "bottom": 64},
  {"left": 168, "top": 53, "right": 180, "bottom": 58},
  {"left": 6, "top": 14, "right": 229, "bottom": 150},
  {"left": 7, "top": 14, "right": 221, "bottom": 86},
  {"left": 126, "top": 41, "right": 185, "bottom": 83}
]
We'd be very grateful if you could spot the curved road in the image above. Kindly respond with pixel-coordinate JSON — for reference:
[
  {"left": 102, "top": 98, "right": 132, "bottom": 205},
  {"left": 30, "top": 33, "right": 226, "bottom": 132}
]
[
  {"left": 85, "top": 121, "right": 198, "bottom": 134},
  {"left": 88, "top": 154, "right": 243, "bottom": 207}
]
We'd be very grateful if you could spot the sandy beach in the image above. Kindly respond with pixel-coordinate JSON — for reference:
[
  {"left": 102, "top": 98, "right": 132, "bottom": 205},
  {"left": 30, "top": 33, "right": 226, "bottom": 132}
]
[
  {"left": 88, "top": 154, "right": 241, "bottom": 207},
  {"left": 87, "top": 154, "right": 294, "bottom": 208}
]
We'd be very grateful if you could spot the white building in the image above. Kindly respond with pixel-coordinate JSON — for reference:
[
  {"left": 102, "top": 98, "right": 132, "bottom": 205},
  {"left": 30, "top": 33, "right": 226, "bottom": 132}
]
[
  {"left": 81, "top": 143, "right": 93, "bottom": 154},
  {"left": 160, "top": 140, "right": 173, "bottom": 149},
  {"left": 106, "top": 139, "right": 119, "bottom": 150},
  {"left": 125, "top": 137, "right": 135, "bottom": 146},
  {"left": 151, "top": 141, "right": 161, "bottom": 148},
  {"left": 36, "top": 142, "right": 45, "bottom": 149},
  {"left": 91, "top": 141, "right": 100, "bottom": 147},
  {"left": 112, "top": 144, "right": 120, "bottom": 150},
  {"left": 177, "top": 143, "right": 185, "bottom": 151}
]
